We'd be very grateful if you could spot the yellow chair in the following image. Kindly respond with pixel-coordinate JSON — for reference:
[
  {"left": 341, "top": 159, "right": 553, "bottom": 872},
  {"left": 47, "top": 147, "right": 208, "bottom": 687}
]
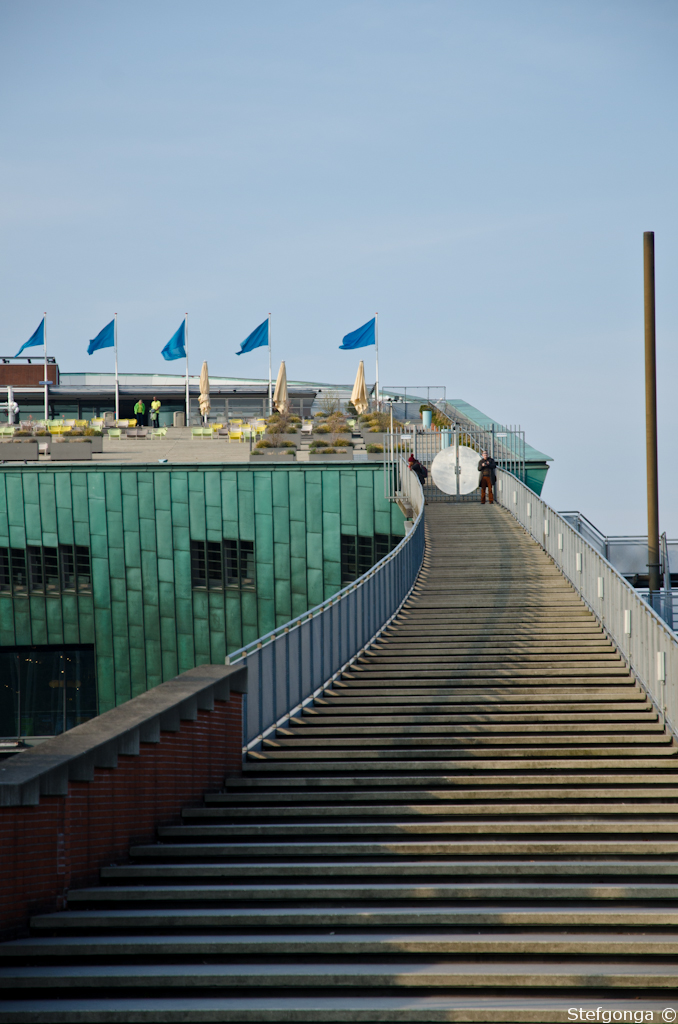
[{"left": 228, "top": 429, "right": 243, "bottom": 442}]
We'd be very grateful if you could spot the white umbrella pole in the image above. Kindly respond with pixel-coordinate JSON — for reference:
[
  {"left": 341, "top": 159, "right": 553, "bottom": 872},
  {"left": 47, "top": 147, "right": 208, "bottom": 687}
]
[
  {"left": 374, "top": 311, "right": 379, "bottom": 410},
  {"left": 184, "top": 313, "right": 189, "bottom": 428},
  {"left": 114, "top": 313, "right": 119, "bottom": 421},
  {"left": 268, "top": 313, "right": 272, "bottom": 417}
]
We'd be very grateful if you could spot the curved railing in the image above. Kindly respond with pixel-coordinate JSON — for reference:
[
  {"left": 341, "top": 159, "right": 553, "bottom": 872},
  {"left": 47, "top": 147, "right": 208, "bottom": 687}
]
[
  {"left": 497, "top": 468, "right": 678, "bottom": 735},
  {"left": 229, "top": 465, "right": 425, "bottom": 752}
]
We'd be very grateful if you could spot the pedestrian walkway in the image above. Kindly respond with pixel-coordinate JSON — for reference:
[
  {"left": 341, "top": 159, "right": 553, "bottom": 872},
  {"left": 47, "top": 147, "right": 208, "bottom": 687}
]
[{"left": 2, "top": 504, "right": 677, "bottom": 1021}]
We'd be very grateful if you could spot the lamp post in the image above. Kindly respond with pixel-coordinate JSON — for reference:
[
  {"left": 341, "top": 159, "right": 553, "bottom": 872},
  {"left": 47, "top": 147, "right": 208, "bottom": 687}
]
[{"left": 643, "top": 231, "right": 660, "bottom": 594}]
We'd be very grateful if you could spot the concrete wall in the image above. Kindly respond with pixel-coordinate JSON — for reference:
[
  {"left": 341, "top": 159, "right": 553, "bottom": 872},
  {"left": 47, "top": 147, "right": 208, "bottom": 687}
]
[{"left": 0, "top": 464, "right": 404, "bottom": 716}]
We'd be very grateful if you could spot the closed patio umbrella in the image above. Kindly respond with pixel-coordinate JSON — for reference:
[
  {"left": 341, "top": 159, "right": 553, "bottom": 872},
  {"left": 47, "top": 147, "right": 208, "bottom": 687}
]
[
  {"left": 273, "top": 361, "right": 289, "bottom": 414},
  {"left": 350, "top": 360, "right": 369, "bottom": 415},
  {"left": 199, "top": 361, "right": 211, "bottom": 425}
]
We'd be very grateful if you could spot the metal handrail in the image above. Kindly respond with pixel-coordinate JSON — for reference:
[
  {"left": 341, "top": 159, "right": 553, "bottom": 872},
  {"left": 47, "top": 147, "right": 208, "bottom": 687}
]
[
  {"left": 229, "top": 469, "right": 426, "bottom": 752},
  {"left": 497, "top": 469, "right": 678, "bottom": 736}
]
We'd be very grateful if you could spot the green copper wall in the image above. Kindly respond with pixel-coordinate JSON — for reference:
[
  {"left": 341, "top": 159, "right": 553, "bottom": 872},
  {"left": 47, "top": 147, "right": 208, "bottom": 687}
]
[{"left": 0, "top": 465, "right": 404, "bottom": 714}]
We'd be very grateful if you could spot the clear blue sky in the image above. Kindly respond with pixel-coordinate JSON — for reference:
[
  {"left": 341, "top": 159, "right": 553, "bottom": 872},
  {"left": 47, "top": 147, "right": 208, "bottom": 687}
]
[{"left": 1, "top": 0, "right": 676, "bottom": 533}]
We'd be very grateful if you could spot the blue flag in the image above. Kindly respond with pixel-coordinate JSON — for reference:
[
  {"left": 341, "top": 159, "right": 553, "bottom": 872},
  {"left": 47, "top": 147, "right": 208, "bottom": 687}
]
[
  {"left": 15, "top": 317, "right": 45, "bottom": 357},
  {"left": 339, "top": 317, "right": 375, "bottom": 350},
  {"left": 162, "top": 320, "right": 186, "bottom": 361},
  {"left": 87, "top": 319, "right": 115, "bottom": 355},
  {"left": 236, "top": 319, "right": 268, "bottom": 356}
]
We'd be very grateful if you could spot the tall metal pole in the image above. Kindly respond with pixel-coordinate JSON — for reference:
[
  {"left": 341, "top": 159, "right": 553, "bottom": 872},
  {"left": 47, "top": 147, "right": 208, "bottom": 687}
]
[
  {"left": 43, "top": 313, "right": 48, "bottom": 422},
  {"left": 644, "top": 231, "right": 660, "bottom": 594},
  {"left": 184, "top": 314, "right": 190, "bottom": 428},
  {"left": 114, "top": 313, "right": 119, "bottom": 421},
  {"left": 267, "top": 313, "right": 272, "bottom": 417},
  {"left": 374, "top": 312, "right": 379, "bottom": 411}
]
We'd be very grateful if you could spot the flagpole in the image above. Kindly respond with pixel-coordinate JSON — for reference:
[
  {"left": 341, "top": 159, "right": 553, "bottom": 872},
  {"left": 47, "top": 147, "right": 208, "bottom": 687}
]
[
  {"left": 374, "top": 312, "right": 380, "bottom": 411},
  {"left": 185, "top": 314, "right": 189, "bottom": 428},
  {"left": 114, "top": 313, "right": 119, "bottom": 421},
  {"left": 267, "top": 313, "right": 272, "bottom": 417},
  {"left": 43, "top": 313, "right": 48, "bottom": 422}
]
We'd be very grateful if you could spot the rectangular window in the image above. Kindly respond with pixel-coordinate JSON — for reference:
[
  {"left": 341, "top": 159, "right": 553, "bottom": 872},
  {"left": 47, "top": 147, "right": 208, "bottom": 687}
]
[
  {"left": 60, "top": 546, "right": 75, "bottom": 591},
  {"left": 75, "top": 547, "right": 91, "bottom": 593},
  {"left": 224, "top": 539, "right": 239, "bottom": 588},
  {"left": 10, "top": 549, "right": 27, "bottom": 593},
  {"left": 239, "top": 540, "right": 255, "bottom": 590},
  {"left": 374, "top": 533, "right": 392, "bottom": 562},
  {"left": 341, "top": 535, "right": 357, "bottom": 584},
  {"left": 206, "top": 541, "right": 223, "bottom": 589},
  {"left": 0, "top": 548, "right": 10, "bottom": 593},
  {"left": 43, "top": 548, "right": 59, "bottom": 594},
  {"left": 357, "top": 537, "right": 373, "bottom": 577},
  {"left": 190, "top": 541, "right": 207, "bottom": 588},
  {"left": 28, "top": 547, "right": 44, "bottom": 592}
]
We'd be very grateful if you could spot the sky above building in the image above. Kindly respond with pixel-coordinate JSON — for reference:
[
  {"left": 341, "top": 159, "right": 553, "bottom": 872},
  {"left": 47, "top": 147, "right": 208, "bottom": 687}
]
[{"left": 1, "top": 0, "right": 677, "bottom": 533}]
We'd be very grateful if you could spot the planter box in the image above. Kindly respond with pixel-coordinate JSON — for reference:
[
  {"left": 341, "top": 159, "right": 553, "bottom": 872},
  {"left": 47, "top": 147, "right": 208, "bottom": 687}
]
[
  {"left": 0, "top": 441, "right": 39, "bottom": 460},
  {"left": 353, "top": 451, "right": 385, "bottom": 462},
  {"left": 248, "top": 450, "right": 297, "bottom": 462},
  {"left": 50, "top": 442, "right": 93, "bottom": 461},
  {"left": 263, "top": 434, "right": 300, "bottom": 447},
  {"left": 296, "top": 452, "right": 355, "bottom": 462},
  {"left": 83, "top": 436, "right": 103, "bottom": 453}
]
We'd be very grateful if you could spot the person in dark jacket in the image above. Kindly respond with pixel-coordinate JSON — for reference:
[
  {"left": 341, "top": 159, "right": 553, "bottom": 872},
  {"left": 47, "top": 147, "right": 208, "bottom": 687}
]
[
  {"left": 408, "top": 453, "right": 428, "bottom": 486},
  {"left": 478, "top": 450, "right": 497, "bottom": 504}
]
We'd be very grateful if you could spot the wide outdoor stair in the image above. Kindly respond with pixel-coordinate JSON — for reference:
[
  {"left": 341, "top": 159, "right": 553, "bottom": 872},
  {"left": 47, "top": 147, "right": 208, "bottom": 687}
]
[{"left": 2, "top": 503, "right": 678, "bottom": 1021}]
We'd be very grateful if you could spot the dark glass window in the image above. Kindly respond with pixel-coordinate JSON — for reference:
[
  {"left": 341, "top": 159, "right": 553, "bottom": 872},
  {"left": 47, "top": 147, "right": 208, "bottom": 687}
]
[
  {"left": 341, "top": 533, "right": 399, "bottom": 585},
  {"left": 0, "top": 645, "right": 97, "bottom": 738},
  {"left": 357, "top": 537, "right": 373, "bottom": 576},
  {"left": 374, "top": 533, "right": 392, "bottom": 561},
  {"left": 190, "top": 541, "right": 207, "bottom": 588}
]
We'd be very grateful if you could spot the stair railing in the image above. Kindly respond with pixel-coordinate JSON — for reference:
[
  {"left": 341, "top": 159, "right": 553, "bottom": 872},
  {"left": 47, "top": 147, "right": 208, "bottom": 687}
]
[
  {"left": 497, "top": 469, "right": 678, "bottom": 736},
  {"left": 229, "top": 465, "right": 425, "bottom": 753}
]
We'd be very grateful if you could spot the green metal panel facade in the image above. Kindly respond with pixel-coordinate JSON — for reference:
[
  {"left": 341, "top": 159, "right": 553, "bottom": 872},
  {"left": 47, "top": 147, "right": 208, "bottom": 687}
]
[{"left": 0, "top": 465, "right": 404, "bottom": 714}]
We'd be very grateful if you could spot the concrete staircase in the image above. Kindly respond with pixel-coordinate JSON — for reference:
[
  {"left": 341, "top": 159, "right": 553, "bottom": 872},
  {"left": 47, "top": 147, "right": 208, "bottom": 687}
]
[{"left": 2, "top": 503, "right": 678, "bottom": 1021}]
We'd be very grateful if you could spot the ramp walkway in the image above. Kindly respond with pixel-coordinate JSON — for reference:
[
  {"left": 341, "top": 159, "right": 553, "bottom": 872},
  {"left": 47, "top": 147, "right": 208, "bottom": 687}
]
[{"left": 2, "top": 504, "right": 678, "bottom": 1021}]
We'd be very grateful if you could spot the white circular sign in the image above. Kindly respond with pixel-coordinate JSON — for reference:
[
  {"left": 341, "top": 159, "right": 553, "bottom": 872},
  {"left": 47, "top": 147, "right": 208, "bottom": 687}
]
[{"left": 431, "top": 444, "right": 480, "bottom": 495}]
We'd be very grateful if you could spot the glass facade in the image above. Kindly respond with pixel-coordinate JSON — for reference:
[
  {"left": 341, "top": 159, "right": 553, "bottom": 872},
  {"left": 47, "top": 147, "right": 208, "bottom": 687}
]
[{"left": 0, "top": 645, "right": 97, "bottom": 738}]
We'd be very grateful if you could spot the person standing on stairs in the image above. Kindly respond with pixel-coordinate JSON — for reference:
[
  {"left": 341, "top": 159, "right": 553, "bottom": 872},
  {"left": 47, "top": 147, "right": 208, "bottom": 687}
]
[{"left": 478, "top": 449, "right": 497, "bottom": 504}]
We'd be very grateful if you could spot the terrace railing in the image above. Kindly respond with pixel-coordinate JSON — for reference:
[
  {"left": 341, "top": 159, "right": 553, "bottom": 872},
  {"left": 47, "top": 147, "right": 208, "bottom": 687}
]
[
  {"left": 497, "top": 469, "right": 678, "bottom": 736},
  {"left": 228, "top": 467, "right": 425, "bottom": 752}
]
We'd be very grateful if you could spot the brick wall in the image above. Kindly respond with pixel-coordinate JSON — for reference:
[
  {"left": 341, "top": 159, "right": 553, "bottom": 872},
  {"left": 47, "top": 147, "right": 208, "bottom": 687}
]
[
  {"left": 0, "top": 365, "right": 58, "bottom": 386},
  {"left": 0, "top": 693, "right": 242, "bottom": 940}
]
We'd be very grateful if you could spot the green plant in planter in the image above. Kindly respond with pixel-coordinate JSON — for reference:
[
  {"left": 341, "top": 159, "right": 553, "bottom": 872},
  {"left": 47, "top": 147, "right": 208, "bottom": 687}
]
[
  {"left": 15, "top": 430, "right": 32, "bottom": 436},
  {"left": 309, "top": 440, "right": 329, "bottom": 448},
  {"left": 314, "top": 424, "right": 331, "bottom": 434},
  {"left": 280, "top": 441, "right": 296, "bottom": 448},
  {"left": 288, "top": 415, "right": 302, "bottom": 423},
  {"left": 323, "top": 448, "right": 336, "bottom": 453},
  {"left": 255, "top": 439, "right": 272, "bottom": 448},
  {"left": 333, "top": 439, "right": 353, "bottom": 447},
  {"left": 84, "top": 428, "right": 103, "bottom": 436},
  {"left": 366, "top": 444, "right": 384, "bottom": 453}
]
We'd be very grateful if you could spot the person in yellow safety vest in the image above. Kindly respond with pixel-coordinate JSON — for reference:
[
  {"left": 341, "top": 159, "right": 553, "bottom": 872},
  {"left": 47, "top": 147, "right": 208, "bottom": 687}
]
[
  {"left": 133, "top": 398, "right": 146, "bottom": 426},
  {"left": 150, "top": 397, "right": 161, "bottom": 428}
]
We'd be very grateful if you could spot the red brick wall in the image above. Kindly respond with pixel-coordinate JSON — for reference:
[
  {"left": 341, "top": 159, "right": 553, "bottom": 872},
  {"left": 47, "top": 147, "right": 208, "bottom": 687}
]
[
  {"left": 0, "top": 365, "right": 58, "bottom": 386},
  {"left": 0, "top": 694, "right": 242, "bottom": 940}
]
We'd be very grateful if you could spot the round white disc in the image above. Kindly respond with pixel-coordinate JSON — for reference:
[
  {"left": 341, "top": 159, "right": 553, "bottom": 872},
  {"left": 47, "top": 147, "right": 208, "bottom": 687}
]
[{"left": 431, "top": 444, "right": 480, "bottom": 495}]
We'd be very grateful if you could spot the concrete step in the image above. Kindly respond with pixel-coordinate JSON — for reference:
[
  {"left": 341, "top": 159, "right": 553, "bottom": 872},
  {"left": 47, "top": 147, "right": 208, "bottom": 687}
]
[
  {"left": 208, "top": 787, "right": 678, "bottom": 804},
  {"left": 232, "top": 772, "right": 678, "bottom": 789},
  {"left": 262, "top": 734, "right": 671, "bottom": 748},
  {"left": 0, "top": 993, "right": 674, "bottom": 1022},
  {"left": 65, "top": 881, "right": 678, "bottom": 903},
  {"left": 3, "top": 959, "right": 678, "bottom": 991},
  {"left": 29, "top": 904, "right": 678, "bottom": 931},
  {"left": 181, "top": 802, "right": 678, "bottom": 820},
  {"left": 157, "top": 818, "right": 678, "bottom": 838},
  {"left": 244, "top": 756, "right": 678, "bottom": 771},
  {"left": 128, "top": 838, "right": 678, "bottom": 858},
  {"left": 100, "top": 859, "right": 678, "bottom": 881}
]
